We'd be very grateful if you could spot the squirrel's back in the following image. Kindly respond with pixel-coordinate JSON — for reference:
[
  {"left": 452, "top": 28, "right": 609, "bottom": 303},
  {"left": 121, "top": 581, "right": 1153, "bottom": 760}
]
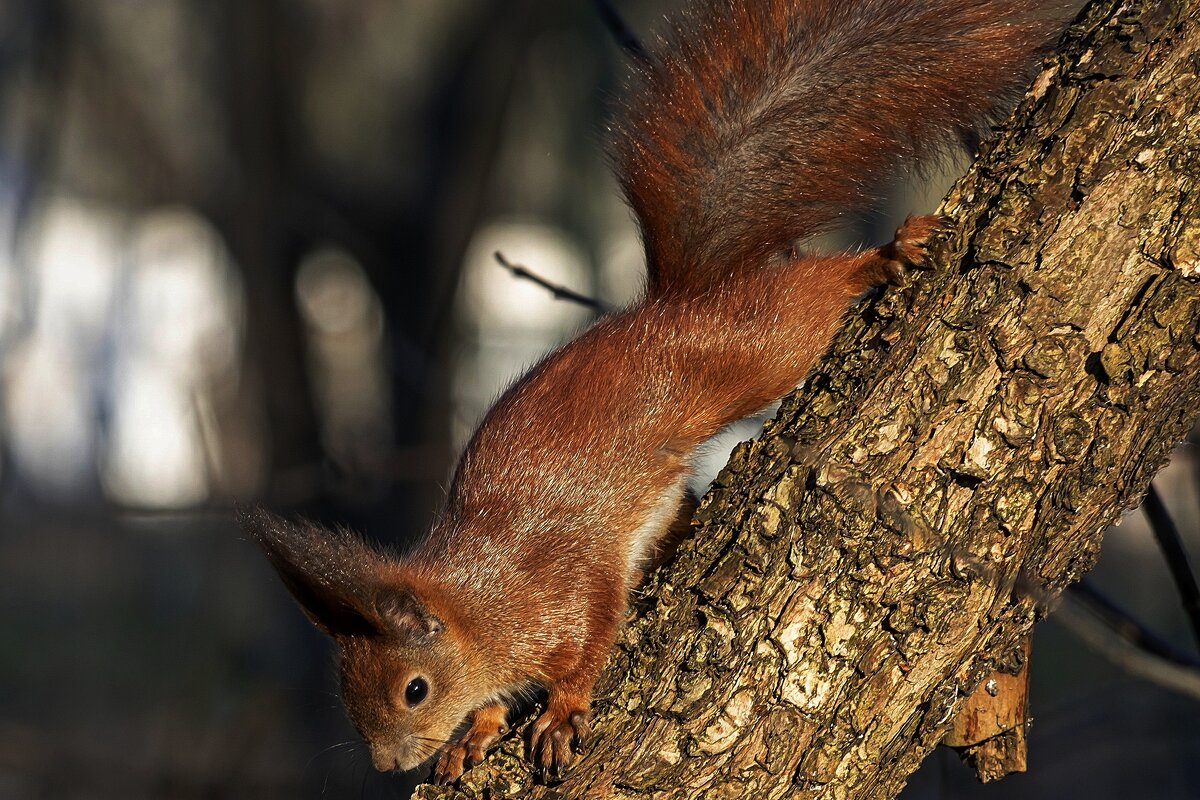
[{"left": 613, "top": 0, "right": 1070, "bottom": 295}]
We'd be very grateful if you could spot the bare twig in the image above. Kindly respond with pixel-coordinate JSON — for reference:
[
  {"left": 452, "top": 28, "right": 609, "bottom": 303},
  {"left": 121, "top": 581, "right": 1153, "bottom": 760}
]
[
  {"left": 1142, "top": 483, "right": 1200, "bottom": 651},
  {"left": 1055, "top": 587, "right": 1200, "bottom": 702},
  {"left": 1066, "top": 580, "right": 1200, "bottom": 669},
  {"left": 593, "top": 0, "right": 645, "bottom": 61},
  {"left": 493, "top": 251, "right": 609, "bottom": 313}
]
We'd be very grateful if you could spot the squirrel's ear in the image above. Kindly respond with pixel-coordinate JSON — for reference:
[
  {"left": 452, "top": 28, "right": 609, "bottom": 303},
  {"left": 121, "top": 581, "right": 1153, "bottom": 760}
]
[
  {"left": 239, "top": 506, "right": 388, "bottom": 638},
  {"left": 376, "top": 590, "right": 444, "bottom": 639}
]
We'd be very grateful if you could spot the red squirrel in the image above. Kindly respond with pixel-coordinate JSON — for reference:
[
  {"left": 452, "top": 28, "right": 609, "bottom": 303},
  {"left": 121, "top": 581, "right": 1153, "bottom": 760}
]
[{"left": 243, "top": 0, "right": 1070, "bottom": 785}]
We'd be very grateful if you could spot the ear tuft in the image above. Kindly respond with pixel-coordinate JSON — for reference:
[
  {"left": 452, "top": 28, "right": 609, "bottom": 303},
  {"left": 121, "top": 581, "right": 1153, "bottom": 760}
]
[
  {"left": 239, "top": 505, "right": 391, "bottom": 638},
  {"left": 376, "top": 590, "right": 444, "bottom": 638}
]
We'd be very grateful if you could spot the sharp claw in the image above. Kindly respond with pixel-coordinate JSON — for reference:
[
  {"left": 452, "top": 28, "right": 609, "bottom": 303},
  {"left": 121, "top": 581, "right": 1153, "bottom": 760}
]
[
  {"left": 569, "top": 711, "right": 591, "bottom": 744},
  {"left": 434, "top": 746, "right": 465, "bottom": 785},
  {"left": 527, "top": 705, "right": 592, "bottom": 781}
]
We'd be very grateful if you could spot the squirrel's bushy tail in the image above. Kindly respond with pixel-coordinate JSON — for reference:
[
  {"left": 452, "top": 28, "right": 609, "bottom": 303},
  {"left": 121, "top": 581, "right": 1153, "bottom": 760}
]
[{"left": 612, "top": 0, "right": 1072, "bottom": 295}]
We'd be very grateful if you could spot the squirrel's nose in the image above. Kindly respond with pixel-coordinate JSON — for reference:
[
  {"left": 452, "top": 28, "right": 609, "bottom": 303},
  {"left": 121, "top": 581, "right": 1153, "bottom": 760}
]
[{"left": 370, "top": 749, "right": 400, "bottom": 772}]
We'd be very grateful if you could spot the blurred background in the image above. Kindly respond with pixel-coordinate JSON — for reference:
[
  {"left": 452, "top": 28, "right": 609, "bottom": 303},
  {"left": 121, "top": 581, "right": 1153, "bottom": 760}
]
[{"left": 0, "top": 1, "right": 1195, "bottom": 798}]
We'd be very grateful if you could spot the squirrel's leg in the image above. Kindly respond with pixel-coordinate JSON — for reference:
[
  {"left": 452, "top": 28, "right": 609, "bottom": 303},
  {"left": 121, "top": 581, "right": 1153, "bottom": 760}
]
[
  {"left": 530, "top": 669, "right": 600, "bottom": 777},
  {"left": 432, "top": 701, "right": 510, "bottom": 784},
  {"left": 529, "top": 582, "right": 627, "bottom": 776},
  {"left": 532, "top": 496, "right": 698, "bottom": 775},
  {"left": 530, "top": 684, "right": 593, "bottom": 778},
  {"left": 669, "top": 213, "right": 947, "bottom": 436}
]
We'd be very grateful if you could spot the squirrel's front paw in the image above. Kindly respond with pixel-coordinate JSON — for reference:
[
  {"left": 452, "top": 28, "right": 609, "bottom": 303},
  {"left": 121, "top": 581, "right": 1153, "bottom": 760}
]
[
  {"left": 529, "top": 704, "right": 591, "bottom": 779},
  {"left": 432, "top": 702, "right": 510, "bottom": 785},
  {"left": 432, "top": 742, "right": 469, "bottom": 785}
]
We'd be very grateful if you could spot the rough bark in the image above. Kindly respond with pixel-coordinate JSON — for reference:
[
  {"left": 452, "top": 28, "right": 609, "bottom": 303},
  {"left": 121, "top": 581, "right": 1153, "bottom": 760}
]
[
  {"left": 419, "top": 0, "right": 1200, "bottom": 797},
  {"left": 942, "top": 635, "right": 1031, "bottom": 781}
]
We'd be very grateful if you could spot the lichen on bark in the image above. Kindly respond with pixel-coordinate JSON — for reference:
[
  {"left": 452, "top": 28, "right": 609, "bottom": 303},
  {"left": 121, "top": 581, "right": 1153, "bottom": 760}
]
[{"left": 418, "top": 1, "right": 1200, "bottom": 797}]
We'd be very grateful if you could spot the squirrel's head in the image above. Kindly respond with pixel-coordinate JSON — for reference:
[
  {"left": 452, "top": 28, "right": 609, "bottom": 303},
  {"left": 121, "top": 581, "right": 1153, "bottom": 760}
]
[{"left": 241, "top": 508, "right": 481, "bottom": 772}]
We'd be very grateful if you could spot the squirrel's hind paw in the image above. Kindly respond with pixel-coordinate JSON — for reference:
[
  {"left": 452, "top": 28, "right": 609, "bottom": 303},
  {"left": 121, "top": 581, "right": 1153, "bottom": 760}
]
[
  {"left": 888, "top": 214, "right": 952, "bottom": 269},
  {"left": 849, "top": 213, "right": 951, "bottom": 291}
]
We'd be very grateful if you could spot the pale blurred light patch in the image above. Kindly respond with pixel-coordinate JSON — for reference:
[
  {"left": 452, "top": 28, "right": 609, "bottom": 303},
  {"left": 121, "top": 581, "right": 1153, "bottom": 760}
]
[
  {"left": 460, "top": 219, "right": 591, "bottom": 332},
  {"left": 101, "top": 208, "right": 243, "bottom": 509},
  {"left": 0, "top": 215, "right": 9, "bottom": 489},
  {"left": 122, "top": 209, "right": 241, "bottom": 378},
  {"left": 453, "top": 219, "right": 592, "bottom": 448},
  {"left": 296, "top": 246, "right": 393, "bottom": 480},
  {"left": 0, "top": 253, "right": 16, "bottom": 340},
  {"left": 599, "top": 232, "right": 645, "bottom": 309},
  {"left": 296, "top": 247, "right": 378, "bottom": 336},
  {"left": 2, "top": 197, "right": 122, "bottom": 497},
  {"left": 27, "top": 197, "right": 122, "bottom": 351},
  {"left": 3, "top": 337, "right": 95, "bottom": 497},
  {"left": 0, "top": 254, "right": 17, "bottom": 490},
  {"left": 690, "top": 413, "right": 775, "bottom": 496},
  {"left": 0, "top": 205, "right": 18, "bottom": 344},
  {"left": 103, "top": 360, "right": 208, "bottom": 508}
]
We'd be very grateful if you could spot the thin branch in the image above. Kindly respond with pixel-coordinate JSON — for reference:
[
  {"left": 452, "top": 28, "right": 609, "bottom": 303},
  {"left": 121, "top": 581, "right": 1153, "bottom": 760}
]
[
  {"left": 592, "top": 0, "right": 645, "bottom": 61},
  {"left": 1066, "top": 580, "right": 1200, "bottom": 669},
  {"left": 493, "top": 251, "right": 609, "bottom": 313},
  {"left": 1055, "top": 588, "right": 1200, "bottom": 702},
  {"left": 1142, "top": 483, "right": 1200, "bottom": 651}
]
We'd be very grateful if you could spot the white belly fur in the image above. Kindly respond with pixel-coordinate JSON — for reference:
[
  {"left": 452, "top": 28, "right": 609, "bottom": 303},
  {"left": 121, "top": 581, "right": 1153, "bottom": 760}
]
[{"left": 627, "top": 473, "right": 688, "bottom": 575}]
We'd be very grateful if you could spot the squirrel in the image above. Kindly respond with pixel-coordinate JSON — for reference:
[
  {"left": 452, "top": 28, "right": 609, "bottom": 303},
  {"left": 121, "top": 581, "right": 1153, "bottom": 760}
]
[{"left": 242, "top": 0, "right": 1071, "bottom": 786}]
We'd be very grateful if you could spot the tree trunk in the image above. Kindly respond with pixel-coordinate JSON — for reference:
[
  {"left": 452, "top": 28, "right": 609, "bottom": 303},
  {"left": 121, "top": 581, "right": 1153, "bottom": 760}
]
[{"left": 419, "top": 0, "right": 1200, "bottom": 797}]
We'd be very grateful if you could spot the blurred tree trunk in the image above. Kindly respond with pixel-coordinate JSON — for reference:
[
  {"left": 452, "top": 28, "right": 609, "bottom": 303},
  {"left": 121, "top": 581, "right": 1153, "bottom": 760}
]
[
  {"left": 419, "top": 0, "right": 1200, "bottom": 797},
  {"left": 216, "top": 0, "right": 323, "bottom": 491}
]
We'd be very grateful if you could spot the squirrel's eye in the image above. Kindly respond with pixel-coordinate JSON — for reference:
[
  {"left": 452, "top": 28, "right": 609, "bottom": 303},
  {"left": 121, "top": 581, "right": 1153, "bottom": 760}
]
[{"left": 404, "top": 677, "right": 429, "bottom": 707}]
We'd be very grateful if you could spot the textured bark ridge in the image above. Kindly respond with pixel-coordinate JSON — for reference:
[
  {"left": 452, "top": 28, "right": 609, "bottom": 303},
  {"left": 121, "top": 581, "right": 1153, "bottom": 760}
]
[
  {"left": 942, "top": 635, "right": 1032, "bottom": 780},
  {"left": 419, "top": 1, "right": 1200, "bottom": 797}
]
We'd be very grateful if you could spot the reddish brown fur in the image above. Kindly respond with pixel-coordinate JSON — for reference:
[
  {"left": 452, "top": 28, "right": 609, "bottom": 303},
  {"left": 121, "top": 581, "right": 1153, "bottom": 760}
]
[
  {"left": 245, "top": 0, "right": 1073, "bottom": 784},
  {"left": 614, "top": 0, "right": 1069, "bottom": 293}
]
